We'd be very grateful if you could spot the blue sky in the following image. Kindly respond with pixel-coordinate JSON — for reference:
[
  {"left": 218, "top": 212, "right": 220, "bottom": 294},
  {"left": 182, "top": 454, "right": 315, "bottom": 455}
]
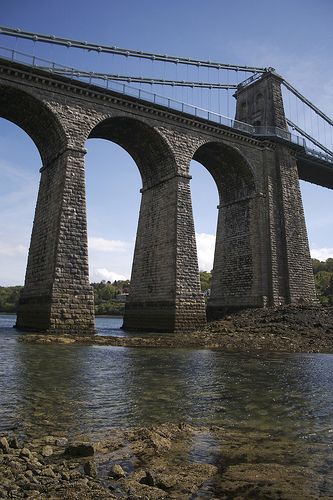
[{"left": 0, "top": 0, "right": 332, "bottom": 285}]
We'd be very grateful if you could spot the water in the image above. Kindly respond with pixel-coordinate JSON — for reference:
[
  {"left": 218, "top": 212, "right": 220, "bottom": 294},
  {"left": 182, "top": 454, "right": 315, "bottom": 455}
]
[{"left": 0, "top": 313, "right": 333, "bottom": 494}]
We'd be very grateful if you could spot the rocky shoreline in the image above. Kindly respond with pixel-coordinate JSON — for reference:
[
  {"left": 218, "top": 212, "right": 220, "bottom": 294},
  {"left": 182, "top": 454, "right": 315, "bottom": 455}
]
[
  {"left": 1, "top": 422, "right": 332, "bottom": 499},
  {"left": 20, "top": 306, "right": 333, "bottom": 353}
]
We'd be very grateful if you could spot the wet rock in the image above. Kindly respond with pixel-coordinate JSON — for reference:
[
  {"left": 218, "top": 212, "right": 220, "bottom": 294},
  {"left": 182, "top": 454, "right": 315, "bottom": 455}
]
[
  {"left": 20, "top": 447, "right": 33, "bottom": 459},
  {"left": 9, "top": 460, "right": 26, "bottom": 474},
  {"left": 139, "top": 470, "right": 156, "bottom": 486},
  {"left": 27, "top": 491, "right": 40, "bottom": 498},
  {"left": 109, "top": 463, "right": 126, "bottom": 479},
  {"left": 220, "top": 462, "right": 325, "bottom": 498},
  {"left": 83, "top": 460, "right": 97, "bottom": 477},
  {"left": 40, "top": 466, "right": 56, "bottom": 478},
  {"left": 8, "top": 435, "right": 19, "bottom": 449},
  {"left": 129, "top": 469, "right": 146, "bottom": 482},
  {"left": 0, "top": 437, "right": 10, "bottom": 453},
  {"left": 64, "top": 442, "right": 95, "bottom": 458},
  {"left": 44, "top": 436, "right": 55, "bottom": 445},
  {"left": 117, "top": 478, "right": 169, "bottom": 499},
  {"left": 216, "top": 406, "right": 226, "bottom": 413},
  {"left": 20, "top": 305, "right": 333, "bottom": 353},
  {"left": 41, "top": 445, "right": 53, "bottom": 457},
  {"left": 55, "top": 437, "right": 68, "bottom": 447}
]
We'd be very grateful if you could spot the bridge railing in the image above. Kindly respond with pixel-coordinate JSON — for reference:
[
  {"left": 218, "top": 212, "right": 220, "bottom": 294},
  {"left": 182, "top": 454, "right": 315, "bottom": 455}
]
[
  {"left": 304, "top": 146, "right": 333, "bottom": 164},
  {"left": 254, "top": 126, "right": 332, "bottom": 162},
  {"left": 0, "top": 46, "right": 254, "bottom": 134},
  {"left": 254, "top": 126, "right": 306, "bottom": 147},
  {"left": 0, "top": 46, "right": 332, "bottom": 165}
]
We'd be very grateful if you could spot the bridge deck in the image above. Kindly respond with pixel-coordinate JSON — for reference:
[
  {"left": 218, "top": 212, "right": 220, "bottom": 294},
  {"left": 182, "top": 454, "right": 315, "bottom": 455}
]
[{"left": 0, "top": 55, "right": 332, "bottom": 188}]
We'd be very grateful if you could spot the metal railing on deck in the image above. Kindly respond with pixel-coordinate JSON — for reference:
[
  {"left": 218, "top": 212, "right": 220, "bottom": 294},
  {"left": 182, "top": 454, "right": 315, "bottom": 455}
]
[
  {"left": 0, "top": 46, "right": 254, "bottom": 132},
  {"left": 0, "top": 46, "right": 332, "bottom": 165}
]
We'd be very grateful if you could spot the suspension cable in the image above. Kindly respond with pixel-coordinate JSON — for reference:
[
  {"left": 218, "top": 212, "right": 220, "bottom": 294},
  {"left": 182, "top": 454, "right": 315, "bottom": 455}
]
[
  {"left": 0, "top": 25, "right": 269, "bottom": 73},
  {"left": 283, "top": 80, "right": 333, "bottom": 127},
  {"left": 287, "top": 118, "right": 333, "bottom": 156},
  {"left": 42, "top": 67, "right": 238, "bottom": 88}
]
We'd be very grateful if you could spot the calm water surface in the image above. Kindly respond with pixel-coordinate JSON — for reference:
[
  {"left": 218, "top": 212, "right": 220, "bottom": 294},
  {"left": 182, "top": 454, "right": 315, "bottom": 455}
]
[{"left": 0, "top": 313, "right": 332, "bottom": 492}]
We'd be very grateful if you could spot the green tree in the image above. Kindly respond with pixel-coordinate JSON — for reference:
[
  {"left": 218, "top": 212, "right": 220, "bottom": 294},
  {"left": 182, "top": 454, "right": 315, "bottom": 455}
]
[
  {"left": 0, "top": 286, "right": 22, "bottom": 312},
  {"left": 199, "top": 271, "right": 212, "bottom": 292}
]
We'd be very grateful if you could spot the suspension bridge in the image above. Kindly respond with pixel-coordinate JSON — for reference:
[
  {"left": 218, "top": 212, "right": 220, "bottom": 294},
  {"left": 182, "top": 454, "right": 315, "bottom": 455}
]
[
  {"left": 0, "top": 26, "right": 332, "bottom": 168},
  {"left": 0, "top": 27, "right": 332, "bottom": 334}
]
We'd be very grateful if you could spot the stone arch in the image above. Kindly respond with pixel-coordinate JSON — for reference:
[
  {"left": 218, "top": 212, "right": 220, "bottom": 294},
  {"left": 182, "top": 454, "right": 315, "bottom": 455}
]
[
  {"left": 8, "top": 86, "right": 94, "bottom": 333},
  {"left": 87, "top": 115, "right": 177, "bottom": 188},
  {"left": 0, "top": 85, "right": 67, "bottom": 164},
  {"left": 84, "top": 115, "right": 205, "bottom": 332},
  {"left": 192, "top": 140, "right": 256, "bottom": 203},
  {"left": 190, "top": 140, "right": 260, "bottom": 317}
]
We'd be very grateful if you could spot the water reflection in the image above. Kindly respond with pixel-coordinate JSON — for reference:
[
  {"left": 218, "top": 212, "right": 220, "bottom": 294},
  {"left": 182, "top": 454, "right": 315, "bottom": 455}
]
[
  {"left": 1, "top": 315, "right": 333, "bottom": 436},
  {"left": 0, "top": 314, "right": 332, "bottom": 472}
]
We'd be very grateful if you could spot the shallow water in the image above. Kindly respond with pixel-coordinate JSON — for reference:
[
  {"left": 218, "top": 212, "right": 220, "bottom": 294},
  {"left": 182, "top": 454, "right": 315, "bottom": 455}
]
[{"left": 0, "top": 314, "right": 333, "bottom": 494}]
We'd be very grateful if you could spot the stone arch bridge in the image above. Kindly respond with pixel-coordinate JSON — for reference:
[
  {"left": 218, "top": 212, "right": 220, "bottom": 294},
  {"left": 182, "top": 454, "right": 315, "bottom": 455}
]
[{"left": 0, "top": 57, "right": 329, "bottom": 334}]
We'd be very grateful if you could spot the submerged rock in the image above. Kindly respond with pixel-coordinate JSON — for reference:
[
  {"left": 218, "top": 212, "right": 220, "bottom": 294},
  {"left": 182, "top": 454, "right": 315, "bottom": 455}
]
[
  {"left": 8, "top": 435, "right": 19, "bottom": 449},
  {"left": 64, "top": 442, "right": 95, "bottom": 458}
]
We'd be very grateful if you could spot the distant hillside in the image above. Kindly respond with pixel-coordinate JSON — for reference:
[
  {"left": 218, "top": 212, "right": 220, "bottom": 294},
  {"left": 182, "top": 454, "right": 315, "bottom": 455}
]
[{"left": 0, "top": 263, "right": 332, "bottom": 314}]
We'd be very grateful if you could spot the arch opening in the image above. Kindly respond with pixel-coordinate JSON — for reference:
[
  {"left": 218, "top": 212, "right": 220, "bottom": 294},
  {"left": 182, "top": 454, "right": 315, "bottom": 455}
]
[
  {"left": 192, "top": 141, "right": 256, "bottom": 205},
  {"left": 0, "top": 118, "right": 40, "bottom": 309},
  {"left": 88, "top": 116, "right": 177, "bottom": 188},
  {"left": 84, "top": 137, "right": 141, "bottom": 313},
  {"left": 86, "top": 116, "right": 192, "bottom": 331},
  {"left": 190, "top": 141, "right": 258, "bottom": 317},
  {"left": 0, "top": 85, "right": 67, "bottom": 165},
  {"left": 190, "top": 159, "right": 218, "bottom": 277},
  {"left": 300, "top": 180, "right": 333, "bottom": 305}
]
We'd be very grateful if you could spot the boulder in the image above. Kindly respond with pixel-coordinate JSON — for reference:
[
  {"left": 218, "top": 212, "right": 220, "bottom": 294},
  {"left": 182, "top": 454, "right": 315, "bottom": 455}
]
[
  {"left": 41, "top": 445, "right": 53, "bottom": 457},
  {"left": 109, "top": 463, "right": 126, "bottom": 479},
  {"left": 20, "top": 448, "right": 33, "bottom": 459},
  {"left": 0, "top": 437, "right": 10, "bottom": 453},
  {"left": 83, "top": 460, "right": 97, "bottom": 477}
]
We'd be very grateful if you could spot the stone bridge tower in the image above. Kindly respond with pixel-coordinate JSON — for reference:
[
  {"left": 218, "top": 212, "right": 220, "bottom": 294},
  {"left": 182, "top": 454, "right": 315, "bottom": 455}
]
[{"left": 232, "top": 71, "right": 316, "bottom": 307}]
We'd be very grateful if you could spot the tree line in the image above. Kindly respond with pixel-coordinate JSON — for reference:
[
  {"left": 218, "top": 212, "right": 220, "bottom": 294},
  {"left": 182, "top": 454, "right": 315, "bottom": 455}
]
[
  {"left": 312, "top": 258, "right": 333, "bottom": 305},
  {"left": 0, "top": 261, "right": 332, "bottom": 313}
]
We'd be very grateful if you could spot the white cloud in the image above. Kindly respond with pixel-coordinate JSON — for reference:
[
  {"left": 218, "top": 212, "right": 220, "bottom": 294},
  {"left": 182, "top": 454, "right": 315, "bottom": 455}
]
[
  {"left": 311, "top": 248, "right": 333, "bottom": 261},
  {"left": 196, "top": 232, "right": 215, "bottom": 271},
  {"left": 90, "top": 267, "right": 128, "bottom": 282},
  {"left": 88, "top": 237, "right": 130, "bottom": 252},
  {"left": 0, "top": 242, "right": 27, "bottom": 256}
]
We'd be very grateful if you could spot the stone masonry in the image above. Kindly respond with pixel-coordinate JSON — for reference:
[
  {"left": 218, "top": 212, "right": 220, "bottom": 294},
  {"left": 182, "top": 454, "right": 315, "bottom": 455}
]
[
  {"left": 0, "top": 59, "right": 320, "bottom": 334},
  {"left": 235, "top": 71, "right": 317, "bottom": 306}
]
